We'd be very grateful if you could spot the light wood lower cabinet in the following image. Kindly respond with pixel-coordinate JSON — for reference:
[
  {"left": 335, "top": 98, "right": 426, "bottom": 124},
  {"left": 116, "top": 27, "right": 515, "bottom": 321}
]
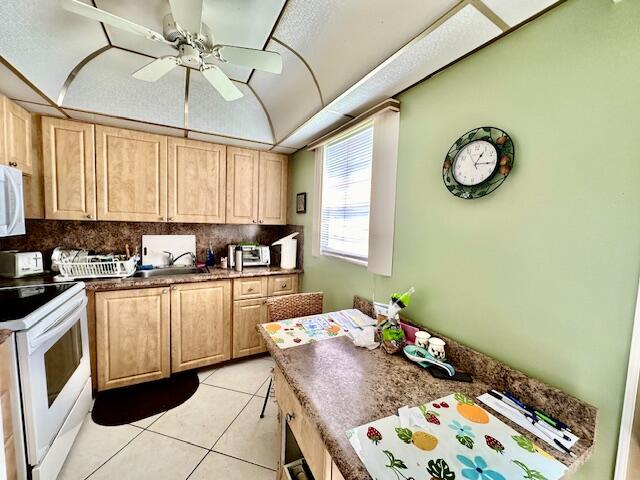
[
  {"left": 170, "top": 281, "right": 231, "bottom": 372},
  {"left": 96, "top": 287, "right": 171, "bottom": 391},
  {"left": 232, "top": 298, "right": 268, "bottom": 358},
  {"left": 275, "top": 366, "right": 337, "bottom": 480}
]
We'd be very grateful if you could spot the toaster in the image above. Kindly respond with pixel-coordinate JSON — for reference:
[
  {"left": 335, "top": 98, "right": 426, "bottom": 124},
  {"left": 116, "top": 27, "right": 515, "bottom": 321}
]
[
  {"left": 0, "top": 250, "right": 44, "bottom": 278},
  {"left": 227, "top": 244, "right": 270, "bottom": 268}
]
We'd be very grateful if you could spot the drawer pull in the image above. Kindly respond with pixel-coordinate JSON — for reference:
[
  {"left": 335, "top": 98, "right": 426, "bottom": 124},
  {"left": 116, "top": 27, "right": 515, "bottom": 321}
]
[
  {"left": 281, "top": 283, "right": 287, "bottom": 288},
  {"left": 8, "top": 161, "right": 17, "bottom": 167},
  {"left": 286, "top": 412, "right": 295, "bottom": 422},
  {"left": 248, "top": 287, "right": 254, "bottom": 292}
]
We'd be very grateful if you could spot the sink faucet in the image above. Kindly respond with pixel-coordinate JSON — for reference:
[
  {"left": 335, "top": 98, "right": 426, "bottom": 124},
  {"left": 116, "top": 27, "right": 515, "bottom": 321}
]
[{"left": 163, "top": 251, "right": 195, "bottom": 266}]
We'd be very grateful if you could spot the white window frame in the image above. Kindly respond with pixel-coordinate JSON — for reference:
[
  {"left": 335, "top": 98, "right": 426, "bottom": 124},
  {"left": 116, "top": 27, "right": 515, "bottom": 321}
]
[{"left": 311, "top": 100, "right": 400, "bottom": 276}]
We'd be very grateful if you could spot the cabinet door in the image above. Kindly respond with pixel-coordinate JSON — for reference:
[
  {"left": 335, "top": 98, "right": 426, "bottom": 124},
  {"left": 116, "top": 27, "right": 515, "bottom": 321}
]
[
  {"left": 171, "top": 281, "right": 231, "bottom": 372},
  {"left": 24, "top": 113, "right": 44, "bottom": 219},
  {"left": 95, "top": 126, "right": 167, "bottom": 222},
  {"left": 42, "top": 117, "right": 96, "bottom": 220},
  {"left": 226, "top": 147, "right": 259, "bottom": 224},
  {"left": 96, "top": 288, "right": 170, "bottom": 391},
  {"left": 258, "top": 152, "right": 287, "bottom": 225},
  {"left": 167, "top": 138, "right": 226, "bottom": 223},
  {"left": 4, "top": 99, "right": 32, "bottom": 175},
  {"left": 0, "top": 338, "right": 17, "bottom": 480},
  {"left": 232, "top": 298, "right": 268, "bottom": 358}
]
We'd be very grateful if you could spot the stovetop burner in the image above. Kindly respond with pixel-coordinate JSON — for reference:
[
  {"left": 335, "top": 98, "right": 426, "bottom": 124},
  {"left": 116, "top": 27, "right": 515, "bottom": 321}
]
[{"left": 0, "top": 283, "right": 77, "bottom": 323}]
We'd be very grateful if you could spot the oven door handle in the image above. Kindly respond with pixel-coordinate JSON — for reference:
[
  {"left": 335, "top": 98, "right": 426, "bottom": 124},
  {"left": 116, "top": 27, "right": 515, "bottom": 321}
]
[{"left": 29, "top": 295, "right": 87, "bottom": 353}]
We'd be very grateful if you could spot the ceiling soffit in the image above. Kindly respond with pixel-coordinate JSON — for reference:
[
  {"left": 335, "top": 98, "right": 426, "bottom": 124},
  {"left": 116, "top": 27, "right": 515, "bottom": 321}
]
[{"left": 0, "top": 0, "right": 565, "bottom": 151}]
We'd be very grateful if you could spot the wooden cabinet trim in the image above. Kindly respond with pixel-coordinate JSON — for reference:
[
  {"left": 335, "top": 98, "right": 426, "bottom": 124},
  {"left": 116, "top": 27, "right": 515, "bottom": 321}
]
[
  {"left": 232, "top": 297, "right": 268, "bottom": 358},
  {"left": 258, "top": 152, "right": 287, "bottom": 225},
  {"left": 226, "top": 147, "right": 259, "bottom": 224},
  {"left": 268, "top": 275, "right": 299, "bottom": 297},
  {"left": 4, "top": 99, "right": 32, "bottom": 175},
  {"left": 95, "top": 125, "right": 167, "bottom": 222},
  {"left": 233, "top": 277, "right": 268, "bottom": 300},
  {"left": 170, "top": 280, "right": 231, "bottom": 372},
  {"left": 167, "top": 137, "right": 226, "bottom": 224},
  {"left": 96, "top": 287, "right": 170, "bottom": 390},
  {"left": 42, "top": 117, "right": 96, "bottom": 220}
]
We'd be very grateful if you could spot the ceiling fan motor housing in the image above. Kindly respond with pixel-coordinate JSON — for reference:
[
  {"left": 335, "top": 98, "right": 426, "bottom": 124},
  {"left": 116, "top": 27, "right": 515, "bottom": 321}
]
[{"left": 178, "top": 44, "right": 202, "bottom": 68}]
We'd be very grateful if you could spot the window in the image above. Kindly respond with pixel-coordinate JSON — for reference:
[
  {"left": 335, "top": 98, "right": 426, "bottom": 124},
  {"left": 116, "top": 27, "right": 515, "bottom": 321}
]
[{"left": 319, "top": 123, "right": 374, "bottom": 264}]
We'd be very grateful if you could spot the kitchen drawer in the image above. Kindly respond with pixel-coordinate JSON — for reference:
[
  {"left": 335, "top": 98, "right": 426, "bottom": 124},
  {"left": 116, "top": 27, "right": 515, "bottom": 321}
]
[
  {"left": 274, "top": 367, "right": 329, "bottom": 480},
  {"left": 233, "top": 277, "right": 268, "bottom": 300},
  {"left": 268, "top": 275, "right": 299, "bottom": 297}
]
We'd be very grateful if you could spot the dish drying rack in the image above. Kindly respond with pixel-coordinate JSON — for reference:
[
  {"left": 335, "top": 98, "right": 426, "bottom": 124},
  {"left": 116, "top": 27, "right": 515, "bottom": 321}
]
[{"left": 54, "top": 255, "right": 139, "bottom": 281}]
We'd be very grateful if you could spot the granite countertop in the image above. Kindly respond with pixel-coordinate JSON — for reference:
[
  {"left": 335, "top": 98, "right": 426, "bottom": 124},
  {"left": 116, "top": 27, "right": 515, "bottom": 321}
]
[
  {"left": 259, "top": 314, "right": 596, "bottom": 480},
  {"left": 0, "top": 267, "right": 302, "bottom": 291}
]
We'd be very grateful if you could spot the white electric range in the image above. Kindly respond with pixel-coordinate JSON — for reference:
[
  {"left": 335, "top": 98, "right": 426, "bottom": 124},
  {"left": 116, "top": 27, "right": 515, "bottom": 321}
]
[{"left": 0, "top": 281, "right": 91, "bottom": 480}]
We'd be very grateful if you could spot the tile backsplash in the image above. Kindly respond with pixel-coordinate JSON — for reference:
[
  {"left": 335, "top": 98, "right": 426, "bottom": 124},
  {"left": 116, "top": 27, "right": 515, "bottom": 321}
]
[{"left": 0, "top": 220, "right": 304, "bottom": 269}]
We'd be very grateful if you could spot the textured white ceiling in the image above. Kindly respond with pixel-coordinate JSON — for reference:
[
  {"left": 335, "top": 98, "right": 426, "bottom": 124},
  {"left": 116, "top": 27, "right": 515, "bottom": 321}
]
[
  {"left": 0, "top": 0, "right": 107, "bottom": 100},
  {"left": 482, "top": 0, "right": 558, "bottom": 26},
  {"left": 188, "top": 73, "right": 273, "bottom": 143},
  {"left": 273, "top": 0, "right": 460, "bottom": 104},
  {"left": 0, "top": 0, "right": 563, "bottom": 151},
  {"left": 251, "top": 40, "right": 323, "bottom": 142},
  {"left": 62, "top": 48, "right": 186, "bottom": 128}
]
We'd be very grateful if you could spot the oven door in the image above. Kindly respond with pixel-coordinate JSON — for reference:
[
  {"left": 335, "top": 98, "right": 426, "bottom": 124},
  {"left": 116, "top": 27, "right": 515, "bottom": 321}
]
[{"left": 16, "top": 291, "right": 90, "bottom": 465}]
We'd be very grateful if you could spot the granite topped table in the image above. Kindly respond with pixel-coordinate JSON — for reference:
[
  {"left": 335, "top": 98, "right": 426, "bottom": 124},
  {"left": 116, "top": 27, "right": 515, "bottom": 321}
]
[{"left": 259, "top": 299, "right": 597, "bottom": 480}]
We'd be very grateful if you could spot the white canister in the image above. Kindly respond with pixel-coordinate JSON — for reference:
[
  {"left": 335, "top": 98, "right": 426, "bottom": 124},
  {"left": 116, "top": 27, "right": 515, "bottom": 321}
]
[
  {"left": 414, "top": 331, "right": 431, "bottom": 348},
  {"left": 427, "top": 337, "right": 446, "bottom": 360},
  {"left": 272, "top": 232, "right": 299, "bottom": 270}
]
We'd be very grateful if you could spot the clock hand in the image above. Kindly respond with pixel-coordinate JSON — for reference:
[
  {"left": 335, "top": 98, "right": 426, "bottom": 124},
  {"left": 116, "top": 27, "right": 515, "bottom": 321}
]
[
  {"left": 475, "top": 161, "right": 494, "bottom": 166},
  {"left": 473, "top": 150, "right": 485, "bottom": 167}
]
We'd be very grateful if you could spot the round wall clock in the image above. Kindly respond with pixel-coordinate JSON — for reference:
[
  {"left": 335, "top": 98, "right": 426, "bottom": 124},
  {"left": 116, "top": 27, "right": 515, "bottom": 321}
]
[{"left": 442, "top": 126, "right": 514, "bottom": 199}]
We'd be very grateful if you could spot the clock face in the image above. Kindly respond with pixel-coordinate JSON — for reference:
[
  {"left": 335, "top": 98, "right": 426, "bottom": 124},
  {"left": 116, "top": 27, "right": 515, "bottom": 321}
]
[{"left": 452, "top": 140, "right": 498, "bottom": 186}]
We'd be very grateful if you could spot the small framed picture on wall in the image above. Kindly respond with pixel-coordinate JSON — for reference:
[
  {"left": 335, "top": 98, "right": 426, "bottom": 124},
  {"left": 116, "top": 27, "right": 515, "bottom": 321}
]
[{"left": 296, "top": 192, "right": 307, "bottom": 213}]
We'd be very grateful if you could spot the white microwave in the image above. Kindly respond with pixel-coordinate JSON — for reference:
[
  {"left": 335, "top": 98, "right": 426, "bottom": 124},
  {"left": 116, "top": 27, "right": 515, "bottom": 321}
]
[{"left": 0, "top": 165, "right": 25, "bottom": 237}]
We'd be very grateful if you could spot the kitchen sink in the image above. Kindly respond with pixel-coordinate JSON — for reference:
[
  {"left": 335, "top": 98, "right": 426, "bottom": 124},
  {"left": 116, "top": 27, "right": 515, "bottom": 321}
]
[{"left": 133, "top": 266, "right": 206, "bottom": 278}]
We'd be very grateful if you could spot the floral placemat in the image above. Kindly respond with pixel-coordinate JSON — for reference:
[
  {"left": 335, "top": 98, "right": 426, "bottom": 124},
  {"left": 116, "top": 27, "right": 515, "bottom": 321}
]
[
  {"left": 262, "top": 313, "right": 346, "bottom": 349},
  {"left": 347, "top": 392, "right": 567, "bottom": 480}
]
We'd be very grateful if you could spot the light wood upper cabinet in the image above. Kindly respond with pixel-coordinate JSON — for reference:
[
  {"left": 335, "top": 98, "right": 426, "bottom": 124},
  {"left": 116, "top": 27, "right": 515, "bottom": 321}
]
[
  {"left": 233, "top": 298, "right": 268, "bottom": 358},
  {"left": 226, "top": 147, "right": 259, "bottom": 224},
  {"left": 168, "top": 138, "right": 226, "bottom": 223},
  {"left": 170, "top": 281, "right": 231, "bottom": 372},
  {"left": 2, "top": 97, "right": 32, "bottom": 175},
  {"left": 96, "top": 126, "right": 167, "bottom": 222},
  {"left": 24, "top": 113, "right": 44, "bottom": 219},
  {"left": 258, "top": 152, "right": 288, "bottom": 225},
  {"left": 42, "top": 117, "right": 96, "bottom": 220},
  {"left": 95, "top": 287, "right": 170, "bottom": 391}
]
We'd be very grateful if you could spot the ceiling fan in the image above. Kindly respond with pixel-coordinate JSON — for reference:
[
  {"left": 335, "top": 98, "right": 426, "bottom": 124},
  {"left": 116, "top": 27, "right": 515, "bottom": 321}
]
[{"left": 61, "top": 0, "right": 283, "bottom": 101}]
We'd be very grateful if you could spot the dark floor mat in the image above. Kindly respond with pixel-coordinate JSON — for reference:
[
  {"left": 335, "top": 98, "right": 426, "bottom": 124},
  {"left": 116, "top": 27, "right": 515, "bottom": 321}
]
[{"left": 91, "top": 371, "right": 199, "bottom": 426}]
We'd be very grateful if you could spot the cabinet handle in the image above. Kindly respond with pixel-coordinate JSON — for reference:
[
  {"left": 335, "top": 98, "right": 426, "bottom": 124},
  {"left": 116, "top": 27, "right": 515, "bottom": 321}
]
[
  {"left": 85, "top": 214, "right": 92, "bottom": 219},
  {"left": 162, "top": 289, "right": 168, "bottom": 294},
  {"left": 281, "top": 283, "right": 287, "bottom": 288},
  {"left": 248, "top": 287, "right": 254, "bottom": 292},
  {"left": 159, "top": 216, "right": 166, "bottom": 221},
  {"left": 167, "top": 217, "right": 173, "bottom": 221},
  {"left": 8, "top": 161, "right": 17, "bottom": 167},
  {"left": 286, "top": 412, "right": 295, "bottom": 422},
  {"left": 259, "top": 220, "right": 264, "bottom": 224},
  {"left": 252, "top": 219, "right": 257, "bottom": 223},
  {"left": 171, "top": 286, "right": 177, "bottom": 290}
]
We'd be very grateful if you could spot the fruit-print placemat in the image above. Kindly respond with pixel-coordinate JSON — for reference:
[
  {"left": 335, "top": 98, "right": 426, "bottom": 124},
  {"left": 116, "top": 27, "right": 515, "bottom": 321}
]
[
  {"left": 347, "top": 392, "right": 567, "bottom": 480},
  {"left": 261, "top": 312, "right": 347, "bottom": 349}
]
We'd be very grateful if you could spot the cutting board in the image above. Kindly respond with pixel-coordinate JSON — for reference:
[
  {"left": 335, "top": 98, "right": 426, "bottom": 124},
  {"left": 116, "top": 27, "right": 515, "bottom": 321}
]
[{"left": 141, "top": 235, "right": 196, "bottom": 267}]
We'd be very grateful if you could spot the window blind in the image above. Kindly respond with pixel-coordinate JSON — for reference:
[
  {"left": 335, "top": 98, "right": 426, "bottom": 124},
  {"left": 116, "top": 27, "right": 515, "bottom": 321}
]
[{"left": 320, "top": 123, "right": 374, "bottom": 263}]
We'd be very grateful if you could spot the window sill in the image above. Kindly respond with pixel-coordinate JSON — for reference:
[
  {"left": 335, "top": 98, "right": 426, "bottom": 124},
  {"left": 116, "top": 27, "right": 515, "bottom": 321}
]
[{"left": 320, "top": 251, "right": 368, "bottom": 268}]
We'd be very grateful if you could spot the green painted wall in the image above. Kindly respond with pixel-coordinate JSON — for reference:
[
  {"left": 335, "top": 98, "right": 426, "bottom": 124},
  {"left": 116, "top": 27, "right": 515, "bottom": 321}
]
[{"left": 288, "top": 0, "right": 640, "bottom": 478}]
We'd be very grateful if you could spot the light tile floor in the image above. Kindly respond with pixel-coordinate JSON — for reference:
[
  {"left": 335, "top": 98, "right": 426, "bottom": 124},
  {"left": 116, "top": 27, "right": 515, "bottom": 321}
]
[{"left": 59, "top": 356, "right": 277, "bottom": 480}]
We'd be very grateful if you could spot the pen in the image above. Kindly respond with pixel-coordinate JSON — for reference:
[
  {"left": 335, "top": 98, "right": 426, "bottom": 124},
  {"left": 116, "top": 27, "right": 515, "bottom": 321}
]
[{"left": 504, "top": 391, "right": 571, "bottom": 432}]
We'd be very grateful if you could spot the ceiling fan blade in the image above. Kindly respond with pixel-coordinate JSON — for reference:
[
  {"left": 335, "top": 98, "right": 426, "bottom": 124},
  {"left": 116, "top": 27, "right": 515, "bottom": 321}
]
[
  {"left": 61, "top": 0, "right": 166, "bottom": 43},
  {"left": 216, "top": 46, "right": 283, "bottom": 74},
  {"left": 169, "top": 0, "right": 203, "bottom": 34},
  {"left": 133, "top": 57, "right": 180, "bottom": 82},
  {"left": 200, "top": 66, "right": 243, "bottom": 101}
]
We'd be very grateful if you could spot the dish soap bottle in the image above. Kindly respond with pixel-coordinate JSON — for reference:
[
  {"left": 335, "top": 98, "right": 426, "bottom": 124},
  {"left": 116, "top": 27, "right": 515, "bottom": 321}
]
[{"left": 206, "top": 242, "right": 215, "bottom": 267}]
